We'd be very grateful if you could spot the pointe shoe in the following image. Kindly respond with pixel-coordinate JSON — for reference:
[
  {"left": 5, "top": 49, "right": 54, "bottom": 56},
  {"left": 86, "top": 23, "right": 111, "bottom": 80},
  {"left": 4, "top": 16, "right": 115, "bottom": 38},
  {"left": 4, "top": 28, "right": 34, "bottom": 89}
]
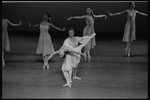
[
  {"left": 73, "top": 76, "right": 81, "bottom": 80},
  {"left": 124, "top": 48, "right": 128, "bottom": 55},
  {"left": 88, "top": 56, "right": 91, "bottom": 62},
  {"left": 47, "top": 64, "right": 49, "bottom": 69},
  {"left": 43, "top": 63, "right": 48, "bottom": 69}
]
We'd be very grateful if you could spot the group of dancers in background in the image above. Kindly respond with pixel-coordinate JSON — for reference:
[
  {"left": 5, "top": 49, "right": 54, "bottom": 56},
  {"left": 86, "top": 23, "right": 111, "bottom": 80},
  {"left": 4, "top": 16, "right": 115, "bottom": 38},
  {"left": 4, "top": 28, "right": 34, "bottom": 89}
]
[{"left": 2, "top": 2, "right": 148, "bottom": 87}]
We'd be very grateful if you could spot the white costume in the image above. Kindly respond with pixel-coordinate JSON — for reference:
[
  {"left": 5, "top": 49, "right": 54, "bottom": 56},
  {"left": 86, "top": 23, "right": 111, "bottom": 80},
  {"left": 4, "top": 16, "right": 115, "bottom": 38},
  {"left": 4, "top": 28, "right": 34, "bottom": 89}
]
[{"left": 61, "top": 33, "right": 96, "bottom": 71}]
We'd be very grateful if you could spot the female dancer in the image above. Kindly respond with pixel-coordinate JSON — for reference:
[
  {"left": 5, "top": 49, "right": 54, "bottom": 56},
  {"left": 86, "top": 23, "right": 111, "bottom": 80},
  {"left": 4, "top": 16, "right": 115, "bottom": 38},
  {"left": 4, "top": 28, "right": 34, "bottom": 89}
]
[
  {"left": 48, "top": 31, "right": 96, "bottom": 88},
  {"left": 28, "top": 13, "right": 65, "bottom": 69},
  {"left": 67, "top": 7, "right": 107, "bottom": 62},
  {"left": 2, "top": 15, "right": 22, "bottom": 67},
  {"left": 108, "top": 2, "right": 148, "bottom": 57}
]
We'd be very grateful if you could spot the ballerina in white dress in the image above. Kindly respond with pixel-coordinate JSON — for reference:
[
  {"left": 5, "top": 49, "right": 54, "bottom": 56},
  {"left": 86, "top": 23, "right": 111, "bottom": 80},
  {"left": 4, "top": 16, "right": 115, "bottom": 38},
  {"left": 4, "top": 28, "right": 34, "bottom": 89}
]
[
  {"left": 28, "top": 13, "right": 65, "bottom": 69},
  {"left": 67, "top": 7, "right": 106, "bottom": 62},
  {"left": 2, "top": 15, "right": 22, "bottom": 67},
  {"left": 108, "top": 2, "right": 148, "bottom": 57},
  {"left": 48, "top": 32, "right": 96, "bottom": 88}
]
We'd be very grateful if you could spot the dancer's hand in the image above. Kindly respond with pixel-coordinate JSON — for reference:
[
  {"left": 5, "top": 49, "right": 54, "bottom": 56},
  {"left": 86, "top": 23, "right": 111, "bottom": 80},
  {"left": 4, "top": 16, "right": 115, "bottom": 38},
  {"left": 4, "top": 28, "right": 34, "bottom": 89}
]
[
  {"left": 62, "top": 27, "right": 66, "bottom": 31},
  {"left": 19, "top": 21, "right": 22, "bottom": 25},
  {"left": 28, "top": 22, "right": 31, "bottom": 27},
  {"left": 108, "top": 11, "right": 112, "bottom": 16},
  {"left": 66, "top": 17, "right": 72, "bottom": 21},
  {"left": 92, "top": 33, "right": 96, "bottom": 38},
  {"left": 104, "top": 15, "right": 107, "bottom": 19}
]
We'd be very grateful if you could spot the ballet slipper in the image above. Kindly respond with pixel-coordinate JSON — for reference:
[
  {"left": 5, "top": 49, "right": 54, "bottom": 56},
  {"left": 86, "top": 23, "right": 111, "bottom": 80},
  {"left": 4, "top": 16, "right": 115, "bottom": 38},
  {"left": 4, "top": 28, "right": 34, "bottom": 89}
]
[
  {"left": 47, "top": 64, "right": 49, "bottom": 69},
  {"left": 73, "top": 76, "right": 81, "bottom": 80},
  {"left": 63, "top": 83, "right": 72, "bottom": 88},
  {"left": 124, "top": 48, "right": 128, "bottom": 55},
  {"left": 127, "top": 48, "right": 131, "bottom": 57}
]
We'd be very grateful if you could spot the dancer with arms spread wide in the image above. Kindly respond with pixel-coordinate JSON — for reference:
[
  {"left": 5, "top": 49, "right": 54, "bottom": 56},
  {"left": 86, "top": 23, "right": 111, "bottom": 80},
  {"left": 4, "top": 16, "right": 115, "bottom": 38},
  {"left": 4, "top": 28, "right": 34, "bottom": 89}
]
[
  {"left": 28, "top": 13, "right": 65, "bottom": 69},
  {"left": 67, "top": 7, "right": 107, "bottom": 62},
  {"left": 108, "top": 2, "right": 148, "bottom": 57}
]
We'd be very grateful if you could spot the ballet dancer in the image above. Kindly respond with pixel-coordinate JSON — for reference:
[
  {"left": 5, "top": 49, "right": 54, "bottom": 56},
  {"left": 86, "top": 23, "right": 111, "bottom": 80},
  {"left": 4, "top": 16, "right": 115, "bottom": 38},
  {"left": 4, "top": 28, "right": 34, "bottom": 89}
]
[
  {"left": 48, "top": 30, "right": 96, "bottom": 88},
  {"left": 28, "top": 13, "right": 65, "bottom": 69},
  {"left": 67, "top": 7, "right": 107, "bottom": 62},
  {"left": 108, "top": 2, "right": 148, "bottom": 57},
  {"left": 2, "top": 15, "right": 22, "bottom": 67}
]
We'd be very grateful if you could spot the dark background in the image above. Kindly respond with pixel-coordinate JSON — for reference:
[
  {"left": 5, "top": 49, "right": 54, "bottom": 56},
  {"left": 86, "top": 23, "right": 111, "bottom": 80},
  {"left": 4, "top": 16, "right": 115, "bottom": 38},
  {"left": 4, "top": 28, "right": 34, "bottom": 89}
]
[{"left": 2, "top": 1, "right": 148, "bottom": 39}]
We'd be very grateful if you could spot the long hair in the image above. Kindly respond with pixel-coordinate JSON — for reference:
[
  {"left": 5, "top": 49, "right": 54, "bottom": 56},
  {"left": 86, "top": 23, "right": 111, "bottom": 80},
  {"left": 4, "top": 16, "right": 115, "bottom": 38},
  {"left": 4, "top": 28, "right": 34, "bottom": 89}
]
[{"left": 45, "top": 13, "right": 52, "bottom": 23}]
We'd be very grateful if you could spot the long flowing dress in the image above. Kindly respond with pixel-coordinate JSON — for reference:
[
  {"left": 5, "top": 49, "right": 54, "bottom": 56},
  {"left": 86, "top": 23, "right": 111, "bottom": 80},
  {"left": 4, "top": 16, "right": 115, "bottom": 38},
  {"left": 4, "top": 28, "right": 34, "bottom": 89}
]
[
  {"left": 83, "top": 15, "right": 96, "bottom": 51},
  {"left": 2, "top": 19, "right": 10, "bottom": 51},
  {"left": 61, "top": 34, "right": 95, "bottom": 71},
  {"left": 122, "top": 10, "right": 136, "bottom": 42},
  {"left": 36, "top": 23, "right": 55, "bottom": 56}
]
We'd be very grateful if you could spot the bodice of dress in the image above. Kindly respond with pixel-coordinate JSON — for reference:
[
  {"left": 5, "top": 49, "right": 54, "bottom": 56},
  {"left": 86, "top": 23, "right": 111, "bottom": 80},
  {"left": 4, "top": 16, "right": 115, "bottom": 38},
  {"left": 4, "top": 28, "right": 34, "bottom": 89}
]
[
  {"left": 127, "top": 10, "right": 136, "bottom": 22},
  {"left": 39, "top": 23, "right": 49, "bottom": 33},
  {"left": 68, "top": 37, "right": 79, "bottom": 48},
  {"left": 85, "top": 16, "right": 94, "bottom": 26},
  {"left": 2, "top": 19, "right": 8, "bottom": 31}
]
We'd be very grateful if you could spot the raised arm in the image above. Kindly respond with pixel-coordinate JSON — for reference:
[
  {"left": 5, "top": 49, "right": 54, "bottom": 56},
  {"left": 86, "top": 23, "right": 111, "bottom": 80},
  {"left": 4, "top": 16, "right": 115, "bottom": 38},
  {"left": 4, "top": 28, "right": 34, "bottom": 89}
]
[
  {"left": 7, "top": 19, "right": 22, "bottom": 26},
  {"left": 91, "top": 10, "right": 107, "bottom": 19},
  {"left": 136, "top": 10, "right": 148, "bottom": 16},
  {"left": 108, "top": 10, "right": 127, "bottom": 16},
  {"left": 49, "top": 23, "right": 65, "bottom": 31},
  {"left": 28, "top": 22, "right": 40, "bottom": 27},
  {"left": 66, "top": 15, "right": 86, "bottom": 21}
]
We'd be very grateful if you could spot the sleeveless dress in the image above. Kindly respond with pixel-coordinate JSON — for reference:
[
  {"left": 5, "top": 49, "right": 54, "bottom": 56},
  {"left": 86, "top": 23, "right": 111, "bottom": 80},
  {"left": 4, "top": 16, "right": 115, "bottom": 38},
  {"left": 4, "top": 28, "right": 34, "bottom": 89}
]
[
  {"left": 83, "top": 15, "right": 96, "bottom": 51},
  {"left": 2, "top": 19, "right": 10, "bottom": 51},
  {"left": 36, "top": 23, "right": 55, "bottom": 56},
  {"left": 122, "top": 10, "right": 136, "bottom": 42}
]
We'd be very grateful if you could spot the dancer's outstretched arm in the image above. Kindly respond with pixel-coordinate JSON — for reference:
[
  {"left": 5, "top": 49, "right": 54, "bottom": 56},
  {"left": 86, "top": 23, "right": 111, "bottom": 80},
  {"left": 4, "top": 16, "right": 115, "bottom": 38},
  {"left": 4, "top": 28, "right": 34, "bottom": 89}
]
[
  {"left": 7, "top": 19, "right": 22, "bottom": 26},
  {"left": 49, "top": 23, "right": 65, "bottom": 31},
  {"left": 91, "top": 10, "right": 107, "bottom": 19},
  {"left": 66, "top": 15, "right": 86, "bottom": 21},
  {"left": 136, "top": 10, "right": 148, "bottom": 16},
  {"left": 28, "top": 22, "right": 40, "bottom": 27},
  {"left": 108, "top": 10, "right": 127, "bottom": 16}
]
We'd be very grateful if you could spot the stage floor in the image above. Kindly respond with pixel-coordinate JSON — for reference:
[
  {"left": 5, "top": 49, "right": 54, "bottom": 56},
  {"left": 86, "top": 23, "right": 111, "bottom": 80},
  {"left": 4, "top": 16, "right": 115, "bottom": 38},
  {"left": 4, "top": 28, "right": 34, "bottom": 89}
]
[{"left": 2, "top": 36, "right": 148, "bottom": 99}]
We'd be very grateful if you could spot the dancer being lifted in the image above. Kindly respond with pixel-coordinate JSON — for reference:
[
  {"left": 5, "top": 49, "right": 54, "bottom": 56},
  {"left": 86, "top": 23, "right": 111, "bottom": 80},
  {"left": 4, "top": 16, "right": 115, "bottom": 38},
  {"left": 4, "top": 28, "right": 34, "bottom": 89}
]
[
  {"left": 67, "top": 7, "right": 107, "bottom": 62},
  {"left": 48, "top": 29, "right": 96, "bottom": 88},
  {"left": 108, "top": 2, "right": 148, "bottom": 57},
  {"left": 28, "top": 13, "right": 65, "bottom": 69},
  {"left": 2, "top": 15, "right": 22, "bottom": 67}
]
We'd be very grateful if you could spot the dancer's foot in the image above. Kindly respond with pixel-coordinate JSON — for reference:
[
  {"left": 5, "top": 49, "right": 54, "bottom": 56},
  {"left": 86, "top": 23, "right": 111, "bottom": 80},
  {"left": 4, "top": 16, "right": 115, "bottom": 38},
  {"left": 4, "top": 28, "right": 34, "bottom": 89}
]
[
  {"left": 124, "top": 48, "right": 128, "bottom": 55},
  {"left": 47, "top": 64, "right": 49, "bottom": 69},
  {"left": 70, "top": 79, "right": 72, "bottom": 83},
  {"left": 73, "top": 76, "right": 81, "bottom": 80},
  {"left": 127, "top": 48, "right": 131, "bottom": 57},
  {"left": 88, "top": 55, "right": 91, "bottom": 62},
  {"left": 63, "top": 83, "right": 72, "bottom": 88},
  {"left": 43, "top": 63, "right": 48, "bottom": 69}
]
